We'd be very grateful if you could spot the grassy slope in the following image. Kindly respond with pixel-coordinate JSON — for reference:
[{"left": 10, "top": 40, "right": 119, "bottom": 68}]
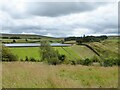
[
  {"left": 71, "top": 45, "right": 96, "bottom": 59},
  {"left": 87, "top": 38, "right": 119, "bottom": 58},
  {"left": 54, "top": 47, "right": 81, "bottom": 60},
  {"left": 2, "top": 62, "right": 118, "bottom": 88}
]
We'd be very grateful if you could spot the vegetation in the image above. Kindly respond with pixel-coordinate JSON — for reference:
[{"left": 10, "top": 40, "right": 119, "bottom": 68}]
[
  {"left": 40, "top": 40, "right": 66, "bottom": 65},
  {"left": 2, "top": 62, "right": 118, "bottom": 88},
  {"left": 40, "top": 41, "right": 58, "bottom": 64},
  {"left": 2, "top": 46, "right": 18, "bottom": 61},
  {"left": 2, "top": 35, "right": 119, "bottom": 67},
  {"left": 2, "top": 35, "right": 119, "bottom": 88},
  {"left": 10, "top": 37, "right": 21, "bottom": 39},
  {"left": 64, "top": 35, "right": 108, "bottom": 44}
]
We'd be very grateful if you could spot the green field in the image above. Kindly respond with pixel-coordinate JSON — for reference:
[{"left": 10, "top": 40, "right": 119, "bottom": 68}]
[
  {"left": 10, "top": 47, "right": 40, "bottom": 60},
  {"left": 10, "top": 46, "right": 82, "bottom": 61},
  {"left": 2, "top": 62, "right": 118, "bottom": 88},
  {"left": 9, "top": 45, "right": 99, "bottom": 61}
]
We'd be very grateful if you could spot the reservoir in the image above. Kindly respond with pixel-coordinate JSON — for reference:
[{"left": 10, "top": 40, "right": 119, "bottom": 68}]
[{"left": 4, "top": 43, "right": 71, "bottom": 47}]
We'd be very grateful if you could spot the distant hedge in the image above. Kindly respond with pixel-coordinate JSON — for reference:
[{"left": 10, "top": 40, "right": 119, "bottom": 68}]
[{"left": 10, "top": 37, "right": 21, "bottom": 39}]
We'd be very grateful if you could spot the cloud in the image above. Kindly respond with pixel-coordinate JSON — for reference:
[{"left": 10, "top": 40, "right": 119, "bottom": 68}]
[
  {"left": 1, "top": 1, "right": 118, "bottom": 37},
  {"left": 26, "top": 2, "right": 107, "bottom": 17}
]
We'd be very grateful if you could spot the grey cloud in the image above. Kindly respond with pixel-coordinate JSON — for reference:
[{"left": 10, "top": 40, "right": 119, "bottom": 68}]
[{"left": 26, "top": 2, "right": 107, "bottom": 17}]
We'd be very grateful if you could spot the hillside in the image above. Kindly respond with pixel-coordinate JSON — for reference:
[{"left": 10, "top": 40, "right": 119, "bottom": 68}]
[
  {"left": 1, "top": 33, "right": 64, "bottom": 43},
  {"left": 1, "top": 33, "right": 55, "bottom": 39}
]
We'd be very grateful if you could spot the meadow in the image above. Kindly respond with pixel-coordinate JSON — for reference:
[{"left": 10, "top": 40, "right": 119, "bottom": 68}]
[{"left": 2, "top": 62, "right": 118, "bottom": 88}]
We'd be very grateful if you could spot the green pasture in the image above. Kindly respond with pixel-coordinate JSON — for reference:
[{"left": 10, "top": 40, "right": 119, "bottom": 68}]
[
  {"left": 10, "top": 46, "right": 81, "bottom": 61},
  {"left": 10, "top": 47, "right": 40, "bottom": 60}
]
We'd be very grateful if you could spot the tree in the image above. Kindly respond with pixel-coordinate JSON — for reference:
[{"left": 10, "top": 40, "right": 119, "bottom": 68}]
[
  {"left": 13, "top": 39, "right": 16, "bottom": 43},
  {"left": 40, "top": 40, "right": 60, "bottom": 65},
  {"left": 2, "top": 45, "right": 18, "bottom": 61},
  {"left": 25, "top": 39, "right": 28, "bottom": 42}
]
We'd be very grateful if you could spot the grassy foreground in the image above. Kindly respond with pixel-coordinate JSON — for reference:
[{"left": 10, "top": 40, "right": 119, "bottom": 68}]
[{"left": 2, "top": 62, "right": 118, "bottom": 88}]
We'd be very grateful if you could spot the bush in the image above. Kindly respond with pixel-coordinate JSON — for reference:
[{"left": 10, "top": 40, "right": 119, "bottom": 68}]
[
  {"left": 25, "top": 56, "right": 29, "bottom": 61},
  {"left": 102, "top": 57, "right": 120, "bottom": 67},
  {"left": 76, "top": 59, "right": 84, "bottom": 65},
  {"left": 29, "top": 57, "right": 36, "bottom": 62},
  {"left": 83, "top": 58, "right": 92, "bottom": 66},
  {"left": 91, "top": 55, "right": 100, "bottom": 62},
  {"left": 58, "top": 54, "right": 66, "bottom": 62},
  {"left": 71, "top": 60, "right": 76, "bottom": 65},
  {"left": 20, "top": 58, "right": 24, "bottom": 61},
  {"left": 13, "top": 39, "right": 16, "bottom": 43},
  {"left": 48, "top": 58, "right": 60, "bottom": 65},
  {"left": 2, "top": 46, "right": 18, "bottom": 61},
  {"left": 102, "top": 58, "right": 114, "bottom": 67}
]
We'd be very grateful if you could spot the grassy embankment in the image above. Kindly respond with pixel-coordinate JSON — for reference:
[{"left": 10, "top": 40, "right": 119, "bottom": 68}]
[{"left": 2, "top": 62, "right": 118, "bottom": 88}]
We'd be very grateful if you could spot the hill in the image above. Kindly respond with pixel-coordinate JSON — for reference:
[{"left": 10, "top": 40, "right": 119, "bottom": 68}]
[
  {"left": 1, "top": 33, "right": 56, "bottom": 39},
  {"left": 1, "top": 33, "right": 64, "bottom": 43}
]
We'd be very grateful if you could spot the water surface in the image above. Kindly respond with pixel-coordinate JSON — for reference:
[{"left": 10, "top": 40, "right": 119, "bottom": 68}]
[{"left": 4, "top": 43, "right": 71, "bottom": 47}]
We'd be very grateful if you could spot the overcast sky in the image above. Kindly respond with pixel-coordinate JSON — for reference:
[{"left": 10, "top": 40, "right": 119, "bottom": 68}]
[{"left": 0, "top": 0, "right": 118, "bottom": 37}]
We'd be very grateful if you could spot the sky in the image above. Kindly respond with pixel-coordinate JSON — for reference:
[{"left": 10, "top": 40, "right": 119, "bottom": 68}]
[{"left": 0, "top": 0, "right": 118, "bottom": 37}]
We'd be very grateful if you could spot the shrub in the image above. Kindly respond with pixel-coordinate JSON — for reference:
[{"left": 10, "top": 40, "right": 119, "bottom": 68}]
[
  {"left": 76, "top": 59, "right": 84, "bottom": 65},
  {"left": 102, "top": 58, "right": 114, "bottom": 67},
  {"left": 83, "top": 58, "right": 92, "bottom": 66},
  {"left": 13, "top": 39, "right": 16, "bottom": 43},
  {"left": 102, "top": 57, "right": 120, "bottom": 67},
  {"left": 2, "top": 46, "right": 18, "bottom": 61},
  {"left": 71, "top": 60, "right": 76, "bottom": 65},
  {"left": 20, "top": 58, "right": 24, "bottom": 61},
  {"left": 48, "top": 58, "right": 60, "bottom": 65},
  {"left": 25, "top": 56, "right": 29, "bottom": 61},
  {"left": 63, "top": 59, "right": 70, "bottom": 64},
  {"left": 29, "top": 57, "right": 36, "bottom": 62},
  {"left": 91, "top": 55, "right": 100, "bottom": 62},
  {"left": 58, "top": 54, "right": 66, "bottom": 62},
  {"left": 116, "top": 58, "right": 120, "bottom": 66},
  {"left": 25, "top": 39, "right": 28, "bottom": 42}
]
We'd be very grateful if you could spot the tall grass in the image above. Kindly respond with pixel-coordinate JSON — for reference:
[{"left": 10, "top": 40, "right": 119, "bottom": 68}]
[{"left": 2, "top": 62, "right": 118, "bottom": 88}]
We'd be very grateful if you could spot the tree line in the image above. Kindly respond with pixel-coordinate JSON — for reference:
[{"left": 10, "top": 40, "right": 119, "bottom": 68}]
[{"left": 64, "top": 35, "right": 108, "bottom": 44}]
